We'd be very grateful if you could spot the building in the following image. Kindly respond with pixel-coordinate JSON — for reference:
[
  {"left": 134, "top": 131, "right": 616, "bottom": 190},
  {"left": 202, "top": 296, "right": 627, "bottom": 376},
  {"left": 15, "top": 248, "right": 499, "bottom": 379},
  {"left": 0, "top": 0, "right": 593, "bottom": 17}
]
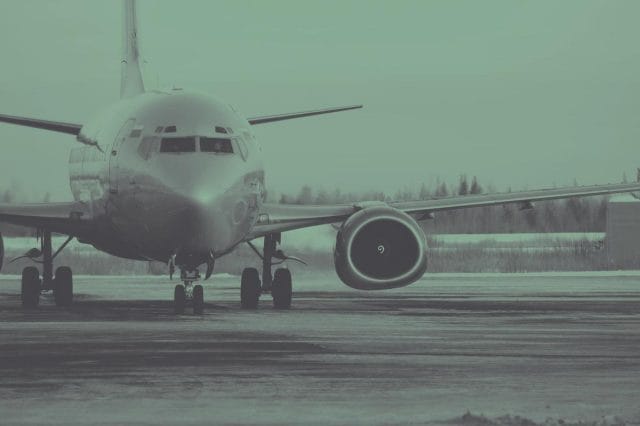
[{"left": 606, "top": 194, "right": 640, "bottom": 268}]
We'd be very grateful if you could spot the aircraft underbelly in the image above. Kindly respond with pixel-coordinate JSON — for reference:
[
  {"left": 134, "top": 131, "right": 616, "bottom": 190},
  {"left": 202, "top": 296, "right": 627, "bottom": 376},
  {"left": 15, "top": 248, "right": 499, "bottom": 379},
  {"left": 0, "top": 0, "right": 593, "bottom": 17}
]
[{"left": 103, "top": 179, "right": 259, "bottom": 263}]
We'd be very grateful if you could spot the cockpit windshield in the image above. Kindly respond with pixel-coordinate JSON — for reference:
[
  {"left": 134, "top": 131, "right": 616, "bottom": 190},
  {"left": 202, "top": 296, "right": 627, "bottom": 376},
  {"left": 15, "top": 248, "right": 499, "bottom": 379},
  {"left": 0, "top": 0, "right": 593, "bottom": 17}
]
[
  {"left": 200, "top": 137, "right": 234, "bottom": 154},
  {"left": 160, "top": 137, "right": 196, "bottom": 153}
]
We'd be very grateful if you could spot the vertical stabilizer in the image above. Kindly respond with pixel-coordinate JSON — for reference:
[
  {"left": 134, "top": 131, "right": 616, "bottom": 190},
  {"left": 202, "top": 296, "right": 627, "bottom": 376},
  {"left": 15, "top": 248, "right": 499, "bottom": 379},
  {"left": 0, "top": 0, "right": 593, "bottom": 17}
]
[{"left": 121, "top": 0, "right": 145, "bottom": 98}]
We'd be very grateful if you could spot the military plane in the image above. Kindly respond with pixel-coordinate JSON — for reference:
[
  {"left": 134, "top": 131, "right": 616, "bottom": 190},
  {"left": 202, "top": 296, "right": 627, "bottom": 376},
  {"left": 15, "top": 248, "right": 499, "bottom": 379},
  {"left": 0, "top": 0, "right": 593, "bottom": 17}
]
[{"left": 1, "top": 0, "right": 639, "bottom": 314}]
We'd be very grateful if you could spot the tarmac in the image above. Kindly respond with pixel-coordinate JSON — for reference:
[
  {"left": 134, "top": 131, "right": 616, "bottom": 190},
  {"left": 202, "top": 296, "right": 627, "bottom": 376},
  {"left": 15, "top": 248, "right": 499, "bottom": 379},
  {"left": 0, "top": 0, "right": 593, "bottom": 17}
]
[{"left": 1, "top": 272, "right": 639, "bottom": 425}]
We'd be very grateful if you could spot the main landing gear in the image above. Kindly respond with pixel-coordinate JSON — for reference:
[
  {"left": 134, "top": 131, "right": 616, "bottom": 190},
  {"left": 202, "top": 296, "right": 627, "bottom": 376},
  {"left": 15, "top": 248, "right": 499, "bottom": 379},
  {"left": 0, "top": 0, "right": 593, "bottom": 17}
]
[
  {"left": 173, "top": 268, "right": 205, "bottom": 315},
  {"left": 242, "top": 233, "right": 302, "bottom": 310},
  {"left": 18, "top": 230, "right": 74, "bottom": 309}
]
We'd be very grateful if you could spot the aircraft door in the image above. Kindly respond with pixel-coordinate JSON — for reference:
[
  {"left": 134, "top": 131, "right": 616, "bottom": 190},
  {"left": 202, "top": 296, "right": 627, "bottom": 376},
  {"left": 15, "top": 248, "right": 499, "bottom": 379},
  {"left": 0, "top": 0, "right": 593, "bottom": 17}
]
[{"left": 109, "top": 118, "right": 136, "bottom": 193}]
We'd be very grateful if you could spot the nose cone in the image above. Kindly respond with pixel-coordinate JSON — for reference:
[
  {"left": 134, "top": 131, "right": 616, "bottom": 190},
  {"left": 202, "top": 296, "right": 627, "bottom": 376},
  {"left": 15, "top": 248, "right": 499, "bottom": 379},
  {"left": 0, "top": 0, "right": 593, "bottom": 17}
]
[
  {"left": 157, "top": 155, "right": 236, "bottom": 203},
  {"left": 151, "top": 154, "right": 245, "bottom": 253}
]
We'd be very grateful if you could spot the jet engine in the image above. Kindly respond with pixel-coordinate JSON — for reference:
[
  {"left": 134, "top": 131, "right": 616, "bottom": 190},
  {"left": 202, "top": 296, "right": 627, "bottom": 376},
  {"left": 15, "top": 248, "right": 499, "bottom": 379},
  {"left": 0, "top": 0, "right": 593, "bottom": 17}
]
[
  {"left": 0, "top": 232, "right": 4, "bottom": 273},
  {"left": 334, "top": 206, "right": 427, "bottom": 290}
]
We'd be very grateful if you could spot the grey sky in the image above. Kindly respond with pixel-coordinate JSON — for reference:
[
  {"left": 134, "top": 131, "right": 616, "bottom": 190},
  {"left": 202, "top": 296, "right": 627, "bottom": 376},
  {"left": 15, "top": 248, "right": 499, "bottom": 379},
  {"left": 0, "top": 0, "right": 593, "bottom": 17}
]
[{"left": 1, "top": 0, "right": 639, "bottom": 200}]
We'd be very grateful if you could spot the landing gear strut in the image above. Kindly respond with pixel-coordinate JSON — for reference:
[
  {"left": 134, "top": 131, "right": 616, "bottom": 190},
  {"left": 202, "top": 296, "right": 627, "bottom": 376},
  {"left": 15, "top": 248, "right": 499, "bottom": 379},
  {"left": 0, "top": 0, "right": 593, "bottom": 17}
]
[
  {"left": 19, "top": 230, "right": 74, "bottom": 309},
  {"left": 173, "top": 268, "right": 204, "bottom": 314},
  {"left": 243, "top": 233, "right": 299, "bottom": 310}
]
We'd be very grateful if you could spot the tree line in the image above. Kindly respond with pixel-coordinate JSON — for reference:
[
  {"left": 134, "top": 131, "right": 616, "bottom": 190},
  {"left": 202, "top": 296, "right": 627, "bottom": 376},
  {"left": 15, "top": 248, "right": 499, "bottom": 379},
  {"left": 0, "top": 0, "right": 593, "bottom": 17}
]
[{"left": 272, "top": 175, "right": 611, "bottom": 233}]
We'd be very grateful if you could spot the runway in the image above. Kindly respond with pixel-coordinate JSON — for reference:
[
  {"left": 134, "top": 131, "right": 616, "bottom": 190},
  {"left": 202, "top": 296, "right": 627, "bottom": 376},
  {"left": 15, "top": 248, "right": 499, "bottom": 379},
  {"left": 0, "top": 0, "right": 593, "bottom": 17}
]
[{"left": 1, "top": 272, "right": 639, "bottom": 425}]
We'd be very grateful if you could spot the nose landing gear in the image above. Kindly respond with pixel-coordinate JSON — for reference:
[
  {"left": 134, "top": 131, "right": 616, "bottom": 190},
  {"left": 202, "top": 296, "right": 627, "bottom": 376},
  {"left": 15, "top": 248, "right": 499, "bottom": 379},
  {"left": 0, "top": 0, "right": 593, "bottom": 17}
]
[{"left": 173, "top": 268, "right": 204, "bottom": 314}]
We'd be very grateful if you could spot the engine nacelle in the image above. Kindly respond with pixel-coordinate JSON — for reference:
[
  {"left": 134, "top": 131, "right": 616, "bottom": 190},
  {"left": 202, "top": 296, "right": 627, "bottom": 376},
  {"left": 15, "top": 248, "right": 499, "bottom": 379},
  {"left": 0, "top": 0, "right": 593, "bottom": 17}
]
[
  {"left": 334, "top": 206, "right": 427, "bottom": 290},
  {"left": 0, "top": 232, "right": 4, "bottom": 274}
]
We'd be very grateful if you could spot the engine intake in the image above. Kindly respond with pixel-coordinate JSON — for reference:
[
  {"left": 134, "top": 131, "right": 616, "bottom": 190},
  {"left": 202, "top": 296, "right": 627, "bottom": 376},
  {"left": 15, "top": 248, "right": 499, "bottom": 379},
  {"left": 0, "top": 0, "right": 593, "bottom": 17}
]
[{"left": 334, "top": 206, "right": 427, "bottom": 290}]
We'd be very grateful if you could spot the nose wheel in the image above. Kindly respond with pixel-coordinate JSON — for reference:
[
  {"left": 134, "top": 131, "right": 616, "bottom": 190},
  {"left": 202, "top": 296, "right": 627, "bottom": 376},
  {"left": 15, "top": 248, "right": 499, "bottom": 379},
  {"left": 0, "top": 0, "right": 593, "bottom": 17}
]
[
  {"left": 174, "top": 284, "right": 186, "bottom": 314},
  {"left": 193, "top": 284, "right": 204, "bottom": 314},
  {"left": 173, "top": 268, "right": 205, "bottom": 315}
]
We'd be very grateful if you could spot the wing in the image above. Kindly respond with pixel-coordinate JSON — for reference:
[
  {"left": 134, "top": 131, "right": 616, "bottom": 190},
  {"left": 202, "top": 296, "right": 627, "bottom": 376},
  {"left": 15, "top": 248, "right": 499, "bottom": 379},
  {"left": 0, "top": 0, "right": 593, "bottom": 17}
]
[
  {"left": 391, "top": 182, "right": 640, "bottom": 215},
  {"left": 247, "top": 105, "right": 362, "bottom": 125},
  {"left": 0, "top": 202, "right": 92, "bottom": 235},
  {"left": 0, "top": 113, "right": 82, "bottom": 135},
  {"left": 246, "top": 203, "right": 355, "bottom": 240},
  {"left": 248, "top": 182, "right": 640, "bottom": 239}
]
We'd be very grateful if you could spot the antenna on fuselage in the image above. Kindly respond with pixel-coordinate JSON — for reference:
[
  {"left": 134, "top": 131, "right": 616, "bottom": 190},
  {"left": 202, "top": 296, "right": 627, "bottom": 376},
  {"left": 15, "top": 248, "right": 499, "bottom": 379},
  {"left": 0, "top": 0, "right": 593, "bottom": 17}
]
[{"left": 120, "top": 0, "right": 145, "bottom": 99}]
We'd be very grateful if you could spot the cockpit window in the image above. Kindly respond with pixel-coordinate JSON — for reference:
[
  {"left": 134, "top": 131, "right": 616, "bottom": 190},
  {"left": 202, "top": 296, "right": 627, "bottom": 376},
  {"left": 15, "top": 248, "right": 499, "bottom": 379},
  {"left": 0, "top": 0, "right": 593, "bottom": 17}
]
[
  {"left": 138, "top": 136, "right": 158, "bottom": 160},
  {"left": 164, "top": 125, "right": 177, "bottom": 133},
  {"left": 160, "top": 137, "right": 196, "bottom": 153},
  {"left": 200, "top": 137, "right": 234, "bottom": 154}
]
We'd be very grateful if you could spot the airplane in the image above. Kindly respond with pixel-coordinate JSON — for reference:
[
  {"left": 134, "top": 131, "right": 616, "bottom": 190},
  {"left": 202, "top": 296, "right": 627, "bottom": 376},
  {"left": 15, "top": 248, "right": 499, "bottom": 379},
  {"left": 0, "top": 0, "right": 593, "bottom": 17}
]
[{"left": 1, "top": 0, "right": 639, "bottom": 314}]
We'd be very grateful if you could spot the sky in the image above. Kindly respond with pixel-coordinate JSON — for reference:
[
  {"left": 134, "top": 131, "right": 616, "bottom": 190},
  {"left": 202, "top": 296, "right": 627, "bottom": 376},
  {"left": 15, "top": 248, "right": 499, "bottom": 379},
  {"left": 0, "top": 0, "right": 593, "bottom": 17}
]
[{"left": 0, "top": 0, "right": 639, "bottom": 201}]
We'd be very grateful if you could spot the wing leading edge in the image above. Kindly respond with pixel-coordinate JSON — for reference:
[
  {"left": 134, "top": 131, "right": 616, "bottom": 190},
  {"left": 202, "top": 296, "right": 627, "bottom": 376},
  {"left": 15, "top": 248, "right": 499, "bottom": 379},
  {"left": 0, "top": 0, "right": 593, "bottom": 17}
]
[
  {"left": 391, "top": 182, "right": 640, "bottom": 214},
  {"left": 0, "top": 113, "right": 82, "bottom": 136},
  {"left": 247, "top": 105, "right": 363, "bottom": 125},
  {"left": 0, "top": 202, "right": 91, "bottom": 236},
  {"left": 248, "top": 182, "right": 640, "bottom": 239}
]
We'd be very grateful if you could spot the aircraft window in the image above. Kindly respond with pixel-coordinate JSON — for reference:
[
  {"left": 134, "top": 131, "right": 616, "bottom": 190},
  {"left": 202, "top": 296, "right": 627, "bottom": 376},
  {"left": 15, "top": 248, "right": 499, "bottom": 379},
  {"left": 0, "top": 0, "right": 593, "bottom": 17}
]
[
  {"left": 215, "top": 126, "right": 227, "bottom": 134},
  {"left": 160, "top": 137, "right": 196, "bottom": 153},
  {"left": 200, "top": 137, "right": 234, "bottom": 154},
  {"left": 155, "top": 126, "right": 163, "bottom": 133},
  {"left": 138, "top": 136, "right": 158, "bottom": 160},
  {"left": 129, "top": 129, "right": 142, "bottom": 138},
  {"left": 164, "top": 125, "right": 177, "bottom": 133}
]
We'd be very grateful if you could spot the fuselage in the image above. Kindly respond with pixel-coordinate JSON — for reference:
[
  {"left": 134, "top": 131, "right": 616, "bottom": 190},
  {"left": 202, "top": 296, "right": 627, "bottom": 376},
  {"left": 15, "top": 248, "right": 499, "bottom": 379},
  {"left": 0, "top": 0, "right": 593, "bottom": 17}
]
[{"left": 69, "top": 89, "right": 265, "bottom": 268}]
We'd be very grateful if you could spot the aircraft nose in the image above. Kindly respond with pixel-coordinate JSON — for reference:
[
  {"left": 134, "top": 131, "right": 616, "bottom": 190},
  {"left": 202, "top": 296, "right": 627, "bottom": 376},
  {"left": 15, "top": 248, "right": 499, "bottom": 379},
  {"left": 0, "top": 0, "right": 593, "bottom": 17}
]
[
  {"left": 151, "top": 155, "right": 242, "bottom": 252},
  {"left": 156, "top": 156, "right": 236, "bottom": 204}
]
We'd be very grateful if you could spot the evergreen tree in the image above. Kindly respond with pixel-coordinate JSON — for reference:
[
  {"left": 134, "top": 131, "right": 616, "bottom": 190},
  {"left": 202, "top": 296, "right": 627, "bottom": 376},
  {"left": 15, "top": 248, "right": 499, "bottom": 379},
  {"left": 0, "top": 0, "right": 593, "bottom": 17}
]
[
  {"left": 419, "top": 183, "right": 430, "bottom": 200},
  {"left": 435, "top": 182, "right": 448, "bottom": 197},
  {"left": 315, "top": 189, "right": 329, "bottom": 205},
  {"left": 469, "top": 176, "right": 482, "bottom": 194},
  {"left": 296, "top": 185, "right": 313, "bottom": 204},
  {"left": 458, "top": 174, "right": 469, "bottom": 196},
  {"left": 2, "top": 189, "right": 12, "bottom": 203}
]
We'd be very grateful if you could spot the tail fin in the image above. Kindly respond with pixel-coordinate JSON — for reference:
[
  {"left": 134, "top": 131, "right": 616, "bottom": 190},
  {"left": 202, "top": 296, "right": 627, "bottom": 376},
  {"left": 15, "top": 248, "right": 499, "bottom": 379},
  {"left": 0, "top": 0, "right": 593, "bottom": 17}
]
[{"left": 120, "top": 0, "right": 145, "bottom": 98}]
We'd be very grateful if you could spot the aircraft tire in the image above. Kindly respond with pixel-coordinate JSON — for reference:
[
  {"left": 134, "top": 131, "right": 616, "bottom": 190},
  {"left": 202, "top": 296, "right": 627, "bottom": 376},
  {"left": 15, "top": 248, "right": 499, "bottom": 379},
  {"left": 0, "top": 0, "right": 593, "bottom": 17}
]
[
  {"left": 21, "top": 266, "right": 40, "bottom": 309},
  {"left": 272, "top": 268, "right": 292, "bottom": 310},
  {"left": 193, "top": 284, "right": 204, "bottom": 314},
  {"left": 174, "top": 284, "right": 186, "bottom": 314},
  {"left": 240, "top": 267, "right": 260, "bottom": 309},
  {"left": 54, "top": 266, "right": 73, "bottom": 307}
]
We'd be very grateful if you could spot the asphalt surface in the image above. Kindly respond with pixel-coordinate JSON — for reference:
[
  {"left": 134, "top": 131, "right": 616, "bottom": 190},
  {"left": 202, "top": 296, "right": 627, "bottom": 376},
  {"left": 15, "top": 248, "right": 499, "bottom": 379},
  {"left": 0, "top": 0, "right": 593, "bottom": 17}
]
[{"left": 1, "top": 272, "right": 639, "bottom": 425}]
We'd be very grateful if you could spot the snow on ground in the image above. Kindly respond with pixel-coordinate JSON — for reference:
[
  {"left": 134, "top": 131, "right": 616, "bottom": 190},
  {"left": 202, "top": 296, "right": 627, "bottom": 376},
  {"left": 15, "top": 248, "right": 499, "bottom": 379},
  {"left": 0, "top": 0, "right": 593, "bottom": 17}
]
[
  {"left": 1, "top": 231, "right": 605, "bottom": 253},
  {"left": 432, "top": 232, "right": 604, "bottom": 246}
]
